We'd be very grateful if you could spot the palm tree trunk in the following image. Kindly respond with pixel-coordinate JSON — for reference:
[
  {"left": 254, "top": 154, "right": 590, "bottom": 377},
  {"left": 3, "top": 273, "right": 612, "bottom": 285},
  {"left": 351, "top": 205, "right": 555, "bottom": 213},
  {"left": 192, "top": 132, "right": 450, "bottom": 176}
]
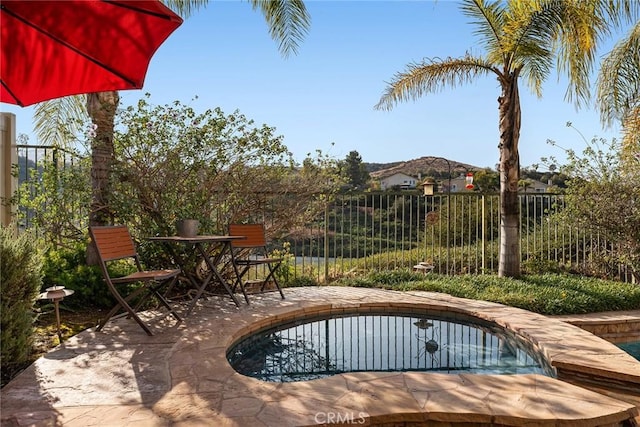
[
  {"left": 497, "top": 75, "right": 521, "bottom": 277},
  {"left": 86, "top": 91, "right": 119, "bottom": 264}
]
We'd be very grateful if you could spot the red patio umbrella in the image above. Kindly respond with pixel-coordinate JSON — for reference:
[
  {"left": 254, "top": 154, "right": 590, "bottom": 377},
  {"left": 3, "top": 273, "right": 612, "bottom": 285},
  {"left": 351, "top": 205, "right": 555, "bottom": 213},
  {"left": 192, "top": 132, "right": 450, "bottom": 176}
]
[{"left": 0, "top": 0, "right": 183, "bottom": 107}]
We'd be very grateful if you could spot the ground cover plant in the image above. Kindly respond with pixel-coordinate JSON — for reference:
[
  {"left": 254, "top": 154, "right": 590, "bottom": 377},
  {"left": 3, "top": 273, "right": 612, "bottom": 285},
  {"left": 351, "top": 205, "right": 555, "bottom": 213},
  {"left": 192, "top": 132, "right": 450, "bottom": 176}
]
[{"left": 332, "top": 270, "right": 640, "bottom": 316}]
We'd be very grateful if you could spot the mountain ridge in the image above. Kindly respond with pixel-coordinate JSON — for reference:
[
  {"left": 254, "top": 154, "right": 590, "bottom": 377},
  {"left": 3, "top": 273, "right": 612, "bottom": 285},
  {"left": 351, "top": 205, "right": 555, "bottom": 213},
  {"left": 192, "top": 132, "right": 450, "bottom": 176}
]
[{"left": 367, "top": 156, "right": 480, "bottom": 179}]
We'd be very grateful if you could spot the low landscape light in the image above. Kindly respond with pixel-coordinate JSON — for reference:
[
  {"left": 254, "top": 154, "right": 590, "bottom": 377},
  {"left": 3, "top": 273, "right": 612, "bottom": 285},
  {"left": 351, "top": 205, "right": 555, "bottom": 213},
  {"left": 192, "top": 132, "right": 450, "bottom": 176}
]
[{"left": 38, "top": 285, "right": 74, "bottom": 342}]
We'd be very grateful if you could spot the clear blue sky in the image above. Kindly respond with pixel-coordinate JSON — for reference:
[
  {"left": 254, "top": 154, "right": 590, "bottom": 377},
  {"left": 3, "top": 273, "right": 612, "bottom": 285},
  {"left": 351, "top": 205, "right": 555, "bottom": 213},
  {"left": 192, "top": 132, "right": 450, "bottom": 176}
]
[{"left": 2, "top": 0, "right": 625, "bottom": 170}]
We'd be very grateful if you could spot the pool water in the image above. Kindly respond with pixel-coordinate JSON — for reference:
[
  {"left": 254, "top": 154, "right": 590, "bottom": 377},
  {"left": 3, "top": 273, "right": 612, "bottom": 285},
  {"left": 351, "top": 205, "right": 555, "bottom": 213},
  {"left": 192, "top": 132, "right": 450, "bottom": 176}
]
[
  {"left": 227, "top": 312, "right": 552, "bottom": 382},
  {"left": 618, "top": 341, "right": 640, "bottom": 361}
]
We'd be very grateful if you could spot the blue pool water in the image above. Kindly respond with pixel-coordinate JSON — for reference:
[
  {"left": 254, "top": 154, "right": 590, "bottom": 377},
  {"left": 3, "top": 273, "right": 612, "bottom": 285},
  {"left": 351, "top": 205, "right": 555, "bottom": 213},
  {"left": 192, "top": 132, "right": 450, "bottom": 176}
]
[
  {"left": 618, "top": 341, "right": 640, "bottom": 361},
  {"left": 227, "top": 311, "right": 554, "bottom": 382}
]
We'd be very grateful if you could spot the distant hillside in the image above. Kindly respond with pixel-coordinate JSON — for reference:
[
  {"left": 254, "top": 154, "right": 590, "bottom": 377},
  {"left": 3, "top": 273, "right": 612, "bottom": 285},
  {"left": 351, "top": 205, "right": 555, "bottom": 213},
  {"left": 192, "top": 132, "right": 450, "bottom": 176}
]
[
  {"left": 365, "top": 161, "right": 404, "bottom": 173},
  {"left": 367, "top": 156, "right": 481, "bottom": 179}
]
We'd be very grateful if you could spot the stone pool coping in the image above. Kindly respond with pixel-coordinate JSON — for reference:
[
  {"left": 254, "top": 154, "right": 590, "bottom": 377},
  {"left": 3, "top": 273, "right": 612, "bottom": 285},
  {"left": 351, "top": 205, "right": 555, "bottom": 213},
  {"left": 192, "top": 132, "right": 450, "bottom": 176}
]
[{"left": 2, "top": 286, "right": 639, "bottom": 426}]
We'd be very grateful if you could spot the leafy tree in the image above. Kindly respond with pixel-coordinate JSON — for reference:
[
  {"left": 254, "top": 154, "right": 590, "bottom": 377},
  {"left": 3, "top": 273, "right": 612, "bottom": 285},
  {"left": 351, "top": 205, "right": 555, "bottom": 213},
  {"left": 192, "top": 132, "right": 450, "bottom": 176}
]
[
  {"left": 518, "top": 179, "right": 534, "bottom": 192},
  {"left": 375, "top": 0, "right": 637, "bottom": 277},
  {"left": 522, "top": 164, "right": 568, "bottom": 190},
  {"left": 548, "top": 135, "right": 640, "bottom": 281},
  {"left": 110, "top": 97, "right": 339, "bottom": 251},
  {"left": 341, "top": 150, "right": 370, "bottom": 190},
  {"left": 472, "top": 168, "right": 499, "bottom": 193},
  {"left": 31, "top": 0, "right": 311, "bottom": 263}
]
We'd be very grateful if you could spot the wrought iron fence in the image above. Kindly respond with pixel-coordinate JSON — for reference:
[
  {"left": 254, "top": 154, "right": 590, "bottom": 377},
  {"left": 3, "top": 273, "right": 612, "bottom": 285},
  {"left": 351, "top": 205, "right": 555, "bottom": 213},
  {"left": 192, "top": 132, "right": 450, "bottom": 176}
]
[
  {"left": 12, "top": 145, "right": 633, "bottom": 282},
  {"left": 281, "top": 192, "right": 634, "bottom": 283},
  {"left": 14, "top": 144, "right": 88, "bottom": 234}
]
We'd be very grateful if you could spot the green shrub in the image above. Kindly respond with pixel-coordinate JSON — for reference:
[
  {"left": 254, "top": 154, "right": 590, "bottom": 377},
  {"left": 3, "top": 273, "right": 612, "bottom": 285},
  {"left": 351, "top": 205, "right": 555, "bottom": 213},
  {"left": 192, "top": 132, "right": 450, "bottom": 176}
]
[
  {"left": 1, "top": 226, "right": 42, "bottom": 382},
  {"left": 41, "top": 243, "right": 113, "bottom": 309},
  {"left": 286, "top": 275, "right": 319, "bottom": 287},
  {"left": 522, "top": 255, "right": 566, "bottom": 275}
]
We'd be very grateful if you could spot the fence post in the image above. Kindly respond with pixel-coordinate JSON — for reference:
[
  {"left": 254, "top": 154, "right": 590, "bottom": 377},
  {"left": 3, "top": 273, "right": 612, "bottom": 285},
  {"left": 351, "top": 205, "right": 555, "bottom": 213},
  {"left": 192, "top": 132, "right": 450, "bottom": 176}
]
[
  {"left": 324, "top": 201, "right": 329, "bottom": 282},
  {"left": 0, "top": 113, "right": 17, "bottom": 230},
  {"left": 481, "top": 195, "right": 486, "bottom": 274}
]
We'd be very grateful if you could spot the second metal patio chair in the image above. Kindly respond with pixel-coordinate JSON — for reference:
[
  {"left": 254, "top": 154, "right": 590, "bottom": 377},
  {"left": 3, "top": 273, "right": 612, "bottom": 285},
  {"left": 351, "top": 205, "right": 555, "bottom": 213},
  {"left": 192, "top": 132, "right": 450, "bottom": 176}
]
[{"left": 229, "top": 223, "right": 285, "bottom": 300}]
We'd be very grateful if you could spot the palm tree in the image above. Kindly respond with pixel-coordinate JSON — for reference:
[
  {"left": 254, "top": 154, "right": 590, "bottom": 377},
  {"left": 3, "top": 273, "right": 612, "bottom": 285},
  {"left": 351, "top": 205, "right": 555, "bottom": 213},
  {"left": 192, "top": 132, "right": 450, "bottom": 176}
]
[
  {"left": 596, "top": 21, "right": 640, "bottom": 162},
  {"left": 32, "top": 0, "right": 310, "bottom": 263},
  {"left": 375, "top": 0, "right": 636, "bottom": 277}
]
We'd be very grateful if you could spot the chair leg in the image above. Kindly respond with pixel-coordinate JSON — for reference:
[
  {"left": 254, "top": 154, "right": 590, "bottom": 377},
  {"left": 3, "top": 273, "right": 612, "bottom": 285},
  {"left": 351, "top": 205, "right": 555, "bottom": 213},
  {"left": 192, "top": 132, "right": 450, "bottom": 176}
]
[
  {"left": 99, "top": 283, "right": 154, "bottom": 336},
  {"left": 148, "top": 277, "right": 183, "bottom": 323},
  {"left": 262, "top": 262, "right": 285, "bottom": 299},
  {"left": 237, "top": 277, "right": 250, "bottom": 304},
  {"left": 231, "top": 263, "right": 251, "bottom": 304},
  {"left": 96, "top": 288, "right": 153, "bottom": 336}
]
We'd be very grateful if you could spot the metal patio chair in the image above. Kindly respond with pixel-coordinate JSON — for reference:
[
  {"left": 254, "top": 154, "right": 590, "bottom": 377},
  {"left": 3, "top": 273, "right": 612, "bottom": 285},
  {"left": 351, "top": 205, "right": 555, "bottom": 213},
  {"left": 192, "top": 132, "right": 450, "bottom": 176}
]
[
  {"left": 229, "top": 223, "right": 285, "bottom": 300},
  {"left": 89, "top": 225, "right": 183, "bottom": 335}
]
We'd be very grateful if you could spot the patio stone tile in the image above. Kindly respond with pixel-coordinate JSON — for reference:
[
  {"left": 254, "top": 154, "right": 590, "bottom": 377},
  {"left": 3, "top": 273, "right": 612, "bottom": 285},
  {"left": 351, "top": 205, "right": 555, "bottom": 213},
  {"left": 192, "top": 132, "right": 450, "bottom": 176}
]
[
  {"left": 169, "top": 362, "right": 195, "bottom": 380},
  {"left": 404, "top": 372, "right": 469, "bottom": 393},
  {"left": 153, "top": 390, "right": 221, "bottom": 420},
  {"left": 57, "top": 404, "right": 169, "bottom": 427},
  {"left": 162, "top": 379, "right": 198, "bottom": 395},
  {"left": 0, "top": 410, "right": 60, "bottom": 427},
  {"left": 421, "top": 386, "right": 493, "bottom": 424},
  {"left": 220, "top": 396, "right": 264, "bottom": 417},
  {"left": 258, "top": 395, "right": 340, "bottom": 426},
  {"left": 277, "top": 375, "right": 350, "bottom": 400},
  {"left": 342, "top": 371, "right": 406, "bottom": 392},
  {"left": 359, "top": 387, "right": 424, "bottom": 424},
  {"left": 229, "top": 377, "right": 281, "bottom": 398}
]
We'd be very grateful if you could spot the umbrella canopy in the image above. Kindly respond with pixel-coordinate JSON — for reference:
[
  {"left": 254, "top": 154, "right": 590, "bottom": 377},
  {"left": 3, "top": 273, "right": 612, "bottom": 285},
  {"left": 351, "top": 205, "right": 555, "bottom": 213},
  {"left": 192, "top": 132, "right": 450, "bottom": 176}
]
[{"left": 0, "top": 0, "right": 183, "bottom": 107}]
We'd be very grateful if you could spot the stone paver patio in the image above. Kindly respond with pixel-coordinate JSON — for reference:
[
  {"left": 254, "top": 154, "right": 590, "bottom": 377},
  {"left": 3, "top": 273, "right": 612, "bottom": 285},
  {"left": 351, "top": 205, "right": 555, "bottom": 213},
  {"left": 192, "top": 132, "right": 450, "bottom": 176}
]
[{"left": 2, "top": 286, "right": 639, "bottom": 426}]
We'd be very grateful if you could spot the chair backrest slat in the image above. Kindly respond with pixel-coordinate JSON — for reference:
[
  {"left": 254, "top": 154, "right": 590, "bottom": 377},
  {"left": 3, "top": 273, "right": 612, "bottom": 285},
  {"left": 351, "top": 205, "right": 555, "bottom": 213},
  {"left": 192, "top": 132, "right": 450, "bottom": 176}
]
[
  {"left": 89, "top": 225, "right": 137, "bottom": 262},
  {"left": 229, "top": 224, "right": 267, "bottom": 248}
]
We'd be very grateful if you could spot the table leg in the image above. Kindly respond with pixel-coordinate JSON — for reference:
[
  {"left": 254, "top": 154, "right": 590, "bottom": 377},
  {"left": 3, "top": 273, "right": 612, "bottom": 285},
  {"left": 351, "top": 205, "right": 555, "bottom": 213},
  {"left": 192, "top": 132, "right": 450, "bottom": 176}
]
[
  {"left": 185, "top": 263, "right": 217, "bottom": 315},
  {"left": 159, "top": 242, "right": 202, "bottom": 301},
  {"left": 218, "top": 241, "right": 249, "bottom": 304},
  {"left": 194, "top": 242, "right": 241, "bottom": 308}
]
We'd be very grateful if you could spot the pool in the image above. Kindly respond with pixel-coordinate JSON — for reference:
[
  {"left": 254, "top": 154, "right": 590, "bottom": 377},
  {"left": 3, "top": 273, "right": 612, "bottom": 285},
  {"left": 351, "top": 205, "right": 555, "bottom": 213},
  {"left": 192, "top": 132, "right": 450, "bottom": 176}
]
[
  {"left": 227, "top": 311, "right": 553, "bottom": 382},
  {"left": 618, "top": 341, "right": 640, "bottom": 361}
]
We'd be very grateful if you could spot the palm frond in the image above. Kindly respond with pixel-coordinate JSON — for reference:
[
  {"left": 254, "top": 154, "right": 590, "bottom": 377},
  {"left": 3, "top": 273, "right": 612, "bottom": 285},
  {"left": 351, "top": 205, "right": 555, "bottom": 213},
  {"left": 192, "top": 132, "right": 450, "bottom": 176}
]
[
  {"left": 33, "top": 96, "right": 87, "bottom": 149},
  {"left": 250, "top": 0, "right": 311, "bottom": 58},
  {"left": 162, "top": 0, "right": 209, "bottom": 19},
  {"left": 553, "top": 0, "right": 610, "bottom": 106},
  {"left": 597, "top": 22, "right": 640, "bottom": 127},
  {"left": 374, "top": 54, "right": 499, "bottom": 111},
  {"left": 596, "top": 0, "right": 640, "bottom": 28},
  {"left": 163, "top": 0, "right": 310, "bottom": 57},
  {"left": 503, "top": 1, "right": 561, "bottom": 97},
  {"left": 460, "top": 0, "right": 506, "bottom": 60},
  {"left": 519, "top": 44, "right": 554, "bottom": 97},
  {"left": 620, "top": 107, "right": 639, "bottom": 163}
]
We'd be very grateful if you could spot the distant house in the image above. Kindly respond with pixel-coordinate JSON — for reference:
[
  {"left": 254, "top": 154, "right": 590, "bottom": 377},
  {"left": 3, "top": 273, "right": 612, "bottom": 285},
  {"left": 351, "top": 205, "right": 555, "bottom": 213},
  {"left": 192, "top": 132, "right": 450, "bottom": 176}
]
[
  {"left": 446, "top": 175, "right": 472, "bottom": 193},
  {"left": 445, "top": 175, "right": 551, "bottom": 193},
  {"left": 520, "top": 179, "right": 551, "bottom": 193},
  {"left": 379, "top": 172, "right": 418, "bottom": 190},
  {"left": 432, "top": 174, "right": 475, "bottom": 193}
]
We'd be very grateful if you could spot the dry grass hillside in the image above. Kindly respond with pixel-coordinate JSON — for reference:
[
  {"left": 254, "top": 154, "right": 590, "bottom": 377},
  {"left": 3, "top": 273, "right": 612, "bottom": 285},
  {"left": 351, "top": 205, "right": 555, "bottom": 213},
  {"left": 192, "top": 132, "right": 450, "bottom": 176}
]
[{"left": 368, "top": 156, "right": 479, "bottom": 179}]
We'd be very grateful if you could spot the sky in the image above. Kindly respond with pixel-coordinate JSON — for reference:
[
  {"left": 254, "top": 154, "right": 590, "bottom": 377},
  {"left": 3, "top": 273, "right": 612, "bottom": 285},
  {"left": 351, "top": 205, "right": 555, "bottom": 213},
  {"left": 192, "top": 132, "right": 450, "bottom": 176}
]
[{"left": 1, "top": 0, "right": 628, "bottom": 170}]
